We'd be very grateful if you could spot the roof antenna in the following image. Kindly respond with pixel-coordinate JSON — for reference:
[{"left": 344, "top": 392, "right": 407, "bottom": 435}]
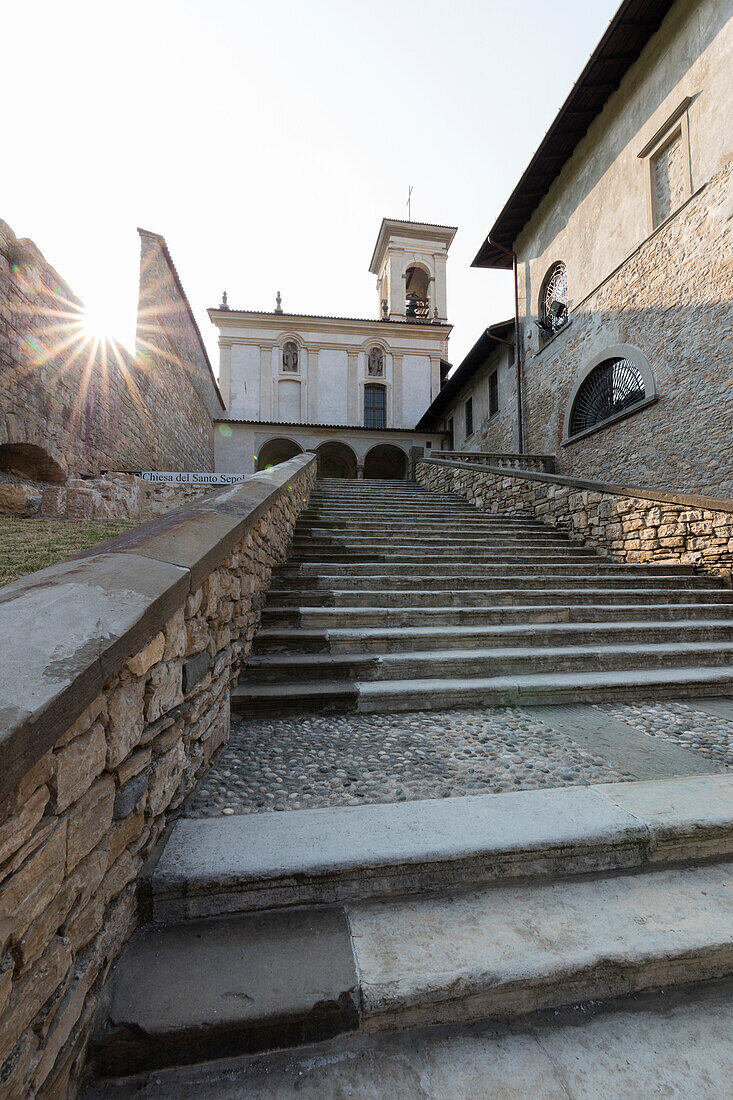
[{"left": 406, "top": 184, "right": 413, "bottom": 221}]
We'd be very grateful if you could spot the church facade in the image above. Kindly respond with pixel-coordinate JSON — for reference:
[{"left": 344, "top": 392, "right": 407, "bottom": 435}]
[{"left": 210, "top": 219, "right": 454, "bottom": 479}]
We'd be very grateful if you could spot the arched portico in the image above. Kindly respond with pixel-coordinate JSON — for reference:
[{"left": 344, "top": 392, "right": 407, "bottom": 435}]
[
  {"left": 316, "top": 441, "right": 358, "bottom": 479},
  {"left": 363, "top": 443, "right": 408, "bottom": 480},
  {"left": 256, "top": 437, "right": 303, "bottom": 471}
]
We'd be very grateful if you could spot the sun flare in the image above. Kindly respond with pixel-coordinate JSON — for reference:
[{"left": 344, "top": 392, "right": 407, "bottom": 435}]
[{"left": 81, "top": 300, "right": 128, "bottom": 345}]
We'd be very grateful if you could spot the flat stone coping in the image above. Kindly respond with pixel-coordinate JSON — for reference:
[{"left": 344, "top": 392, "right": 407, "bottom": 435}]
[
  {"left": 421, "top": 457, "right": 733, "bottom": 514},
  {"left": 153, "top": 774, "right": 733, "bottom": 916},
  {"left": 0, "top": 453, "right": 317, "bottom": 802}
]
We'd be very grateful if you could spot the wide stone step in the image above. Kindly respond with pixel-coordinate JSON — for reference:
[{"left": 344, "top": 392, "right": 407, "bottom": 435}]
[
  {"left": 252, "top": 618, "right": 733, "bottom": 655},
  {"left": 152, "top": 776, "right": 733, "bottom": 919},
  {"left": 275, "top": 566, "right": 713, "bottom": 586},
  {"left": 231, "top": 665, "right": 733, "bottom": 715},
  {"left": 348, "top": 859, "right": 733, "bottom": 1033},
  {"left": 290, "top": 548, "right": 601, "bottom": 565},
  {"left": 82, "top": 979, "right": 733, "bottom": 1099},
  {"left": 261, "top": 598, "right": 733, "bottom": 629},
  {"left": 291, "top": 537, "right": 600, "bottom": 555},
  {"left": 264, "top": 586, "right": 733, "bottom": 610},
  {"left": 90, "top": 908, "right": 360, "bottom": 1078},
  {"left": 240, "top": 640, "right": 733, "bottom": 684}
]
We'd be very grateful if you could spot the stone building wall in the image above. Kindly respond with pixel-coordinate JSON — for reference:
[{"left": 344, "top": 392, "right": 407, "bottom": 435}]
[
  {"left": 518, "top": 162, "right": 733, "bottom": 497},
  {"left": 0, "top": 220, "right": 223, "bottom": 482},
  {"left": 0, "top": 454, "right": 316, "bottom": 1097},
  {"left": 417, "top": 458, "right": 733, "bottom": 582}
]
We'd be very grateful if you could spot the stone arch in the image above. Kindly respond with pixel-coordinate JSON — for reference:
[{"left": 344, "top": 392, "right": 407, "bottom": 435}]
[
  {"left": 363, "top": 443, "right": 408, "bottom": 480},
  {"left": 0, "top": 442, "right": 66, "bottom": 484},
  {"left": 405, "top": 263, "right": 430, "bottom": 299},
  {"left": 316, "top": 440, "right": 357, "bottom": 480},
  {"left": 256, "top": 437, "right": 303, "bottom": 470}
]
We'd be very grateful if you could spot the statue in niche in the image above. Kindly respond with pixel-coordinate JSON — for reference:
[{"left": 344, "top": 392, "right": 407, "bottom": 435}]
[
  {"left": 282, "top": 341, "right": 299, "bottom": 372},
  {"left": 368, "top": 347, "right": 384, "bottom": 376}
]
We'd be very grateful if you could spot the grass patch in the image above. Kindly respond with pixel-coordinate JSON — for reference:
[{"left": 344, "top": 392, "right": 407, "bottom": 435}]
[{"left": 0, "top": 517, "right": 139, "bottom": 587}]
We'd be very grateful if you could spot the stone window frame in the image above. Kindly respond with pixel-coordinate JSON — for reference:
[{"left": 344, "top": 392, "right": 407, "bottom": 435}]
[
  {"left": 562, "top": 343, "right": 657, "bottom": 446},
  {"left": 638, "top": 96, "right": 693, "bottom": 234}
]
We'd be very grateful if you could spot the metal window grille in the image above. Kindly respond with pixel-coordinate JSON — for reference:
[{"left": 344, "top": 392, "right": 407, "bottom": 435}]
[
  {"left": 489, "top": 370, "right": 499, "bottom": 417},
  {"left": 364, "top": 384, "right": 386, "bottom": 429},
  {"left": 540, "top": 262, "right": 568, "bottom": 338},
  {"left": 569, "top": 358, "right": 646, "bottom": 436},
  {"left": 465, "top": 397, "right": 473, "bottom": 437}
]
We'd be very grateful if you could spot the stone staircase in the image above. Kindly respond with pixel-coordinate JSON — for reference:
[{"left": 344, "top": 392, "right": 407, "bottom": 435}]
[
  {"left": 86, "top": 775, "right": 733, "bottom": 1091},
  {"left": 81, "top": 478, "right": 733, "bottom": 1095},
  {"left": 233, "top": 478, "right": 733, "bottom": 715}
]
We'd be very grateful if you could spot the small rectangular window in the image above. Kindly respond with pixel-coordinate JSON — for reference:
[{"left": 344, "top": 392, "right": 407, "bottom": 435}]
[
  {"left": 465, "top": 397, "right": 473, "bottom": 438},
  {"left": 489, "top": 370, "right": 499, "bottom": 418},
  {"left": 364, "top": 384, "right": 386, "bottom": 429}
]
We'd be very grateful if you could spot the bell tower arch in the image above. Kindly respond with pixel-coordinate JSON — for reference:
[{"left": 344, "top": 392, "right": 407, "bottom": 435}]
[{"left": 369, "top": 218, "right": 457, "bottom": 323}]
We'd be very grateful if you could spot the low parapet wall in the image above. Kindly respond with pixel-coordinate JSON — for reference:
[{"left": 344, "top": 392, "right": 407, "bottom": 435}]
[
  {"left": 416, "top": 458, "right": 733, "bottom": 582},
  {"left": 0, "top": 453, "right": 316, "bottom": 1096}
]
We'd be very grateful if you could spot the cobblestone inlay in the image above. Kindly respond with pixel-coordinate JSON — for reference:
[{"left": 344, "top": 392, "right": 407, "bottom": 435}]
[
  {"left": 183, "top": 707, "right": 641, "bottom": 817},
  {"left": 600, "top": 701, "right": 733, "bottom": 769}
]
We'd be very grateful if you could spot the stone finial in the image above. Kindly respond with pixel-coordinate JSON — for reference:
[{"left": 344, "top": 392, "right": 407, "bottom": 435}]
[
  {"left": 275, "top": 291, "right": 283, "bottom": 314},
  {"left": 381, "top": 298, "right": 389, "bottom": 320},
  {"left": 219, "top": 290, "right": 229, "bottom": 310}
]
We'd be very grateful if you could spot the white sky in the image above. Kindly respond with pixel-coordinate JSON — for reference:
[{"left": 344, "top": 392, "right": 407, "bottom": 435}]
[{"left": 5, "top": 0, "right": 619, "bottom": 371}]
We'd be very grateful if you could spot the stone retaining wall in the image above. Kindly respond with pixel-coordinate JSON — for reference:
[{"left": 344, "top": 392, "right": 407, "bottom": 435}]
[
  {"left": 417, "top": 458, "right": 733, "bottom": 582},
  {"left": 0, "top": 453, "right": 316, "bottom": 1097},
  {"left": 0, "top": 473, "right": 218, "bottom": 521}
]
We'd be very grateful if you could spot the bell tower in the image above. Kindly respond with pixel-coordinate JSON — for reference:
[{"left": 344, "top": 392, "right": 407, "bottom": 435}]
[{"left": 369, "top": 218, "right": 457, "bottom": 323}]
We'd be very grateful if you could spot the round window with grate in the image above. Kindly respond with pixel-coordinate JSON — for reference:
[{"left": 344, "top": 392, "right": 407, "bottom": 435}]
[
  {"left": 541, "top": 262, "right": 568, "bottom": 335},
  {"left": 569, "top": 357, "right": 646, "bottom": 437}
]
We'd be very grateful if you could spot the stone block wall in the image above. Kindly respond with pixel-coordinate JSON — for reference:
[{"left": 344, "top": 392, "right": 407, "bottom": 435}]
[
  {"left": 0, "top": 474, "right": 218, "bottom": 521},
  {"left": 517, "top": 162, "right": 733, "bottom": 497},
  {"left": 0, "top": 220, "right": 224, "bottom": 482},
  {"left": 417, "top": 459, "right": 733, "bottom": 582},
  {"left": 0, "top": 454, "right": 316, "bottom": 1097}
]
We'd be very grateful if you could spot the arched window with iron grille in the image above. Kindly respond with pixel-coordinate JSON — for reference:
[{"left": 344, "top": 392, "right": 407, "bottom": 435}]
[
  {"left": 569, "top": 356, "right": 646, "bottom": 438},
  {"left": 537, "top": 261, "right": 568, "bottom": 341}
]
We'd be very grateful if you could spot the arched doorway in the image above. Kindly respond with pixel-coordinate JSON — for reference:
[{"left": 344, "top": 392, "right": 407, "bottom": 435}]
[
  {"left": 0, "top": 443, "right": 66, "bottom": 484},
  {"left": 316, "top": 441, "right": 357, "bottom": 479},
  {"left": 363, "top": 444, "right": 408, "bottom": 480},
  {"left": 256, "top": 438, "right": 303, "bottom": 471}
]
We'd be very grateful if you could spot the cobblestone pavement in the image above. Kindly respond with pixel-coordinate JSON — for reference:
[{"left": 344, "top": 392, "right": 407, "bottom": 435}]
[
  {"left": 183, "top": 707, "right": 633, "bottom": 817},
  {"left": 184, "top": 701, "right": 732, "bottom": 818},
  {"left": 599, "top": 701, "right": 733, "bottom": 769}
]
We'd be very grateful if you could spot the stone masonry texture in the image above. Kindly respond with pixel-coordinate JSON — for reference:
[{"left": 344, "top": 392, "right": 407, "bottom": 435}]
[
  {"left": 0, "top": 456, "right": 316, "bottom": 1097},
  {"left": 0, "top": 220, "right": 222, "bottom": 483},
  {"left": 519, "top": 163, "right": 733, "bottom": 497},
  {"left": 416, "top": 460, "right": 733, "bottom": 583}
]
